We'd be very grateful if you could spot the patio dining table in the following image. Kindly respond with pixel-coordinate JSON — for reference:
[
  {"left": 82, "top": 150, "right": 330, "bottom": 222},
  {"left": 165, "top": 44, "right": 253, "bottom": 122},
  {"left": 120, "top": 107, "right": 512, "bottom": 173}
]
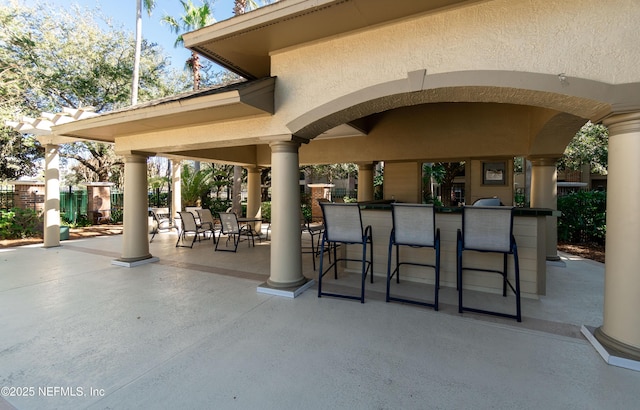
[{"left": 237, "top": 217, "right": 263, "bottom": 239}]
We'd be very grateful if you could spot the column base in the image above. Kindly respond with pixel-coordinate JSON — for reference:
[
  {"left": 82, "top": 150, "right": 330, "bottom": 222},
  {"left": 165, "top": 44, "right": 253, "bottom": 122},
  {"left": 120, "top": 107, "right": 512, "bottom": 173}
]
[
  {"left": 546, "top": 255, "right": 561, "bottom": 261},
  {"left": 112, "top": 255, "right": 159, "bottom": 268},
  {"left": 594, "top": 326, "right": 640, "bottom": 361},
  {"left": 581, "top": 325, "right": 640, "bottom": 372},
  {"left": 258, "top": 278, "right": 315, "bottom": 298}
]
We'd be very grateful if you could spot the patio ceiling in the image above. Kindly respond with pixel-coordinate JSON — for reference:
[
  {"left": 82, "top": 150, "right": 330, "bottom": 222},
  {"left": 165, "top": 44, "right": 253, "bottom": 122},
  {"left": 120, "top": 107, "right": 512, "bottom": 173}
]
[
  {"left": 53, "top": 77, "right": 276, "bottom": 143},
  {"left": 184, "top": 0, "right": 483, "bottom": 79}
]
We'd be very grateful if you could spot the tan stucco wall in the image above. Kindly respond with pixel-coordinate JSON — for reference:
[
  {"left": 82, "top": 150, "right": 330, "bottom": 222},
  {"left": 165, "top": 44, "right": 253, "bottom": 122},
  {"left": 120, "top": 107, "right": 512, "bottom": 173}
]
[
  {"left": 383, "top": 162, "right": 422, "bottom": 203},
  {"left": 298, "top": 104, "right": 564, "bottom": 165},
  {"left": 273, "top": 0, "right": 640, "bottom": 129},
  {"left": 114, "top": 116, "right": 289, "bottom": 156}
]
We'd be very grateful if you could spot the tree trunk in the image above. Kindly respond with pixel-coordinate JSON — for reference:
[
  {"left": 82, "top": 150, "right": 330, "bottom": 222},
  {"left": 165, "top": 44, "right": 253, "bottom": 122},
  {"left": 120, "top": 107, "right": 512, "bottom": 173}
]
[
  {"left": 232, "top": 165, "right": 242, "bottom": 216},
  {"left": 131, "top": 0, "right": 142, "bottom": 105}
]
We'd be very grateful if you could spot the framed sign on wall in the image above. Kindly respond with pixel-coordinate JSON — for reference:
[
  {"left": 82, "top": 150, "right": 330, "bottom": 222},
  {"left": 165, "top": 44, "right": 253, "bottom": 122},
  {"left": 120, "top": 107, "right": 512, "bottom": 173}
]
[{"left": 482, "top": 161, "right": 506, "bottom": 185}]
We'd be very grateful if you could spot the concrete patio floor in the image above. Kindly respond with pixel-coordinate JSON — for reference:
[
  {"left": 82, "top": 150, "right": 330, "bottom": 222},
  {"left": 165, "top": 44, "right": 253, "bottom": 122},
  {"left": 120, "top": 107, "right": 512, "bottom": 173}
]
[{"left": 1, "top": 230, "right": 638, "bottom": 409}]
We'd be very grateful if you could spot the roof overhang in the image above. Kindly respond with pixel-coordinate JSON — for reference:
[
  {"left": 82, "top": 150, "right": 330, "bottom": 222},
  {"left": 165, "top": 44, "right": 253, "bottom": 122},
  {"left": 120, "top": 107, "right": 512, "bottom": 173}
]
[
  {"left": 53, "top": 77, "right": 276, "bottom": 142},
  {"left": 184, "top": 0, "right": 484, "bottom": 79}
]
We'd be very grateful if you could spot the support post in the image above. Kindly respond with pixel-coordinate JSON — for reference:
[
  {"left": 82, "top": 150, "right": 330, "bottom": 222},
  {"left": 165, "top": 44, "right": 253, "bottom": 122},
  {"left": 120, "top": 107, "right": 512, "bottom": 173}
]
[
  {"left": 530, "top": 157, "right": 559, "bottom": 261},
  {"left": 258, "top": 140, "right": 312, "bottom": 297},
  {"left": 43, "top": 144, "right": 61, "bottom": 248},
  {"left": 593, "top": 112, "right": 640, "bottom": 362},
  {"left": 246, "top": 166, "right": 262, "bottom": 231},
  {"left": 172, "top": 160, "right": 182, "bottom": 222},
  {"left": 113, "top": 153, "right": 157, "bottom": 267},
  {"left": 357, "top": 162, "right": 374, "bottom": 202}
]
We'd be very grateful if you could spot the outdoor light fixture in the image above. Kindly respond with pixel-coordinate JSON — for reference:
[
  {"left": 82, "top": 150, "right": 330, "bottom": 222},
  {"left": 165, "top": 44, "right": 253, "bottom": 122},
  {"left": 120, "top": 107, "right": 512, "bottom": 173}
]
[{"left": 558, "top": 72, "right": 568, "bottom": 85}]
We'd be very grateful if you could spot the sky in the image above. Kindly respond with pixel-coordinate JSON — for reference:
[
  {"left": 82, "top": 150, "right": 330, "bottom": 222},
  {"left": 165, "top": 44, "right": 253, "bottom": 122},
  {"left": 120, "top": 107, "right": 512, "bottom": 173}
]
[{"left": 11, "top": 0, "right": 240, "bottom": 70}]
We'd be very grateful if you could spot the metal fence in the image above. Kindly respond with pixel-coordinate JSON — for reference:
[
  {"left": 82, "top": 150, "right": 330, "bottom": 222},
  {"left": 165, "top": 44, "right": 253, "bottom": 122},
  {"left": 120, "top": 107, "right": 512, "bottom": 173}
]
[
  {"left": 60, "top": 191, "right": 88, "bottom": 223},
  {"left": 331, "top": 188, "right": 358, "bottom": 201},
  {"left": 557, "top": 182, "right": 589, "bottom": 197}
]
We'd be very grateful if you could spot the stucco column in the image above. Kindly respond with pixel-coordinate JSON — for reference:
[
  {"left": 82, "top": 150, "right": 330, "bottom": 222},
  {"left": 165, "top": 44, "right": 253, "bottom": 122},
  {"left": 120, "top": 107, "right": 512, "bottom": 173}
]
[
  {"left": 530, "top": 157, "right": 559, "bottom": 261},
  {"left": 357, "top": 162, "right": 374, "bottom": 202},
  {"left": 268, "top": 141, "right": 306, "bottom": 288},
  {"left": 595, "top": 112, "right": 640, "bottom": 360},
  {"left": 246, "top": 166, "right": 262, "bottom": 230},
  {"left": 43, "top": 144, "right": 61, "bottom": 248},
  {"left": 118, "top": 154, "right": 153, "bottom": 263},
  {"left": 171, "top": 160, "right": 182, "bottom": 221}
]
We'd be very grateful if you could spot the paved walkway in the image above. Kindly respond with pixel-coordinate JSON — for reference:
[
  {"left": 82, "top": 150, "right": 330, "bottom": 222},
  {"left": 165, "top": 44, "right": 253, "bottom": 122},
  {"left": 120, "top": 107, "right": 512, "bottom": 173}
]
[{"left": 1, "top": 232, "right": 638, "bottom": 409}]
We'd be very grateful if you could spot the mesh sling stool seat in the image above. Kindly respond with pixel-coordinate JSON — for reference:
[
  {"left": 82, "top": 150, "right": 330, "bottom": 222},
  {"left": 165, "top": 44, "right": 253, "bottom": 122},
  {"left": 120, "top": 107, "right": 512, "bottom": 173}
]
[
  {"left": 318, "top": 202, "right": 373, "bottom": 303},
  {"left": 457, "top": 206, "right": 522, "bottom": 322},
  {"left": 386, "top": 203, "right": 441, "bottom": 310}
]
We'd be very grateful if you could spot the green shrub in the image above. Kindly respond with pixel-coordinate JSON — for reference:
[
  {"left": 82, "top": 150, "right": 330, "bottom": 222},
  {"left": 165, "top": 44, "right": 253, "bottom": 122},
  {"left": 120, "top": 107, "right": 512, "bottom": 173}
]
[
  {"left": 261, "top": 201, "right": 272, "bottom": 222},
  {"left": 0, "top": 208, "right": 43, "bottom": 239},
  {"left": 203, "top": 199, "right": 232, "bottom": 214},
  {"left": 557, "top": 190, "right": 606, "bottom": 244},
  {"left": 111, "top": 208, "right": 123, "bottom": 224}
]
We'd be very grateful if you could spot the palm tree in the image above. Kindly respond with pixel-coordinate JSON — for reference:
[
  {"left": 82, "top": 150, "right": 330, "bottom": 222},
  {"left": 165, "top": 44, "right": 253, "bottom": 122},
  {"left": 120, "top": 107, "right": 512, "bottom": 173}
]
[
  {"left": 132, "top": 0, "right": 157, "bottom": 105},
  {"left": 162, "top": 0, "right": 215, "bottom": 91},
  {"left": 233, "top": 0, "right": 276, "bottom": 15},
  {"left": 181, "top": 164, "right": 212, "bottom": 207}
]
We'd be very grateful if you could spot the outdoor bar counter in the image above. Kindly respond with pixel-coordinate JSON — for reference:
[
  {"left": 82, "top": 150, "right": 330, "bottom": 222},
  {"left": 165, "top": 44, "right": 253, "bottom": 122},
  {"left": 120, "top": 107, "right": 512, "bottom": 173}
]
[{"left": 344, "top": 203, "right": 553, "bottom": 298}]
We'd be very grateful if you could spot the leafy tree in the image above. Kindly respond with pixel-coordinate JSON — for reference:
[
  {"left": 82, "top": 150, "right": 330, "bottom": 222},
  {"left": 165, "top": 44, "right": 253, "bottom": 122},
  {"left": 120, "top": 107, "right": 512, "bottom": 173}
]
[
  {"left": 303, "top": 163, "right": 358, "bottom": 183},
  {"left": 557, "top": 121, "right": 608, "bottom": 175},
  {"left": 210, "top": 163, "right": 234, "bottom": 200},
  {"left": 422, "top": 163, "right": 446, "bottom": 204},
  {"left": 374, "top": 165, "right": 384, "bottom": 200},
  {"left": 1, "top": 2, "right": 174, "bottom": 114},
  {"left": 439, "top": 162, "right": 465, "bottom": 206},
  {"left": 0, "top": 121, "right": 41, "bottom": 180},
  {"left": 62, "top": 142, "right": 124, "bottom": 185},
  {"left": 420, "top": 162, "right": 464, "bottom": 206},
  {"left": 0, "top": 5, "right": 43, "bottom": 179},
  {"left": 0, "top": 1, "right": 184, "bottom": 183}
]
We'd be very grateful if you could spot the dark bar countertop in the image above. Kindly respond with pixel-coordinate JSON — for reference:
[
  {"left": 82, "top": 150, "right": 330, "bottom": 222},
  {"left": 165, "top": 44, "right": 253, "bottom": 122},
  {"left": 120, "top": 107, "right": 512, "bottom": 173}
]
[{"left": 358, "top": 200, "right": 555, "bottom": 216}]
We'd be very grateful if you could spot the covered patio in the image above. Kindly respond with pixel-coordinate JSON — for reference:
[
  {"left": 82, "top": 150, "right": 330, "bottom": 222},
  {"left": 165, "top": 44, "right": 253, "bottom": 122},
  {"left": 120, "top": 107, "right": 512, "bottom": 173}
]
[
  {"left": 1, "top": 232, "right": 639, "bottom": 409},
  {"left": 43, "top": 0, "right": 640, "bottom": 366}
]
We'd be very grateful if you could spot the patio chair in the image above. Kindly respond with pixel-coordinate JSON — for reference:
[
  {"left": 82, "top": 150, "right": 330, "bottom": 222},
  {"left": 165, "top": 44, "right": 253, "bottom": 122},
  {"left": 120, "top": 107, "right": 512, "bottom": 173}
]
[
  {"left": 386, "top": 203, "right": 441, "bottom": 310},
  {"left": 149, "top": 207, "right": 173, "bottom": 243},
  {"left": 186, "top": 206, "right": 202, "bottom": 219},
  {"left": 457, "top": 206, "right": 521, "bottom": 322},
  {"left": 196, "top": 208, "right": 218, "bottom": 244},
  {"left": 176, "top": 211, "right": 212, "bottom": 248},
  {"left": 215, "top": 212, "right": 256, "bottom": 252},
  {"left": 301, "top": 210, "right": 324, "bottom": 270},
  {"left": 318, "top": 202, "right": 373, "bottom": 303}
]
